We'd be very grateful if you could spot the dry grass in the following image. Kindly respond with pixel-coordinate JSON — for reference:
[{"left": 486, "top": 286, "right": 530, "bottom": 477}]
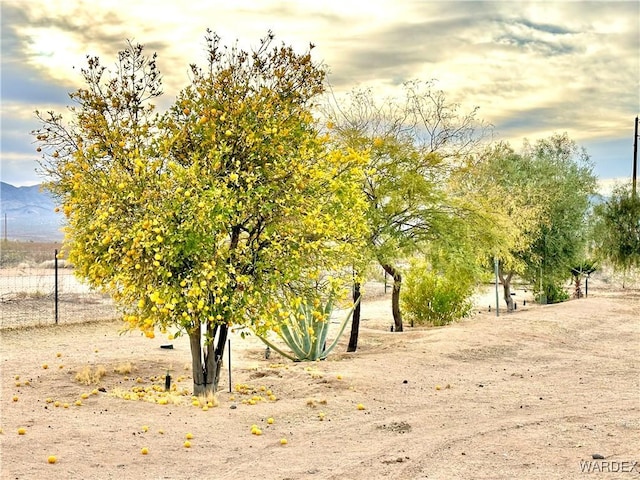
[
  {"left": 74, "top": 365, "right": 107, "bottom": 385},
  {"left": 113, "top": 362, "right": 133, "bottom": 375},
  {"left": 0, "top": 240, "right": 65, "bottom": 267},
  {"left": 197, "top": 391, "right": 219, "bottom": 408}
]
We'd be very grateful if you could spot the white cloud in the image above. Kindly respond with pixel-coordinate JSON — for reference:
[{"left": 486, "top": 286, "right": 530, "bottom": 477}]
[{"left": 1, "top": 0, "right": 638, "bottom": 186}]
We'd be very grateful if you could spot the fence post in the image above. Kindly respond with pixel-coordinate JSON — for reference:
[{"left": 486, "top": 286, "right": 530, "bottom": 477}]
[
  {"left": 494, "top": 257, "right": 500, "bottom": 317},
  {"left": 54, "top": 249, "right": 59, "bottom": 325}
]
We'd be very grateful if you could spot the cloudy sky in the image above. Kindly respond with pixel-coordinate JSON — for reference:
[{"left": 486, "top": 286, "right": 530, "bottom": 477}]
[{"left": 1, "top": 0, "right": 638, "bottom": 191}]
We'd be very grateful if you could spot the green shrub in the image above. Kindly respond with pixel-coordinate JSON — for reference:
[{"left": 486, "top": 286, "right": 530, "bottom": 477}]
[
  {"left": 535, "top": 282, "right": 569, "bottom": 304},
  {"left": 401, "top": 260, "right": 474, "bottom": 327}
]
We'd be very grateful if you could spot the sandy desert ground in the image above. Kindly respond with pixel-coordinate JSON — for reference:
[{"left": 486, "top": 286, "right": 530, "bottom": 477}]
[{"left": 1, "top": 281, "right": 638, "bottom": 480}]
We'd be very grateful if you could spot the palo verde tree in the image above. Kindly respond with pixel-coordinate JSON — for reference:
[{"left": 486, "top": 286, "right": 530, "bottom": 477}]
[
  {"left": 461, "top": 142, "right": 545, "bottom": 310},
  {"left": 522, "top": 134, "right": 597, "bottom": 302},
  {"left": 323, "top": 81, "right": 491, "bottom": 332},
  {"left": 34, "top": 32, "right": 368, "bottom": 395},
  {"left": 591, "top": 182, "right": 640, "bottom": 279},
  {"left": 470, "top": 134, "right": 597, "bottom": 306}
]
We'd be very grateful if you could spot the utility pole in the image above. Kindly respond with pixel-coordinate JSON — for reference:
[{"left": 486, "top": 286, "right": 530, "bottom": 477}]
[{"left": 633, "top": 116, "right": 638, "bottom": 199}]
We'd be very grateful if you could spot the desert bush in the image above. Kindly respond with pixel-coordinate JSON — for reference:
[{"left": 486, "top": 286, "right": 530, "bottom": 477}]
[
  {"left": 535, "top": 281, "right": 569, "bottom": 304},
  {"left": 401, "top": 260, "right": 474, "bottom": 327}
]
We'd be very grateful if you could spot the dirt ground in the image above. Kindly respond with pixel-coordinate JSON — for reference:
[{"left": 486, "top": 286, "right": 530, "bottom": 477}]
[{"left": 1, "top": 281, "right": 638, "bottom": 480}]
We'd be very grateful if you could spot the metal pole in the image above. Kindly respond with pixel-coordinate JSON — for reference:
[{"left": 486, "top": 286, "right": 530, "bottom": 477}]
[
  {"left": 494, "top": 257, "right": 500, "bottom": 317},
  {"left": 227, "top": 338, "right": 232, "bottom": 393},
  {"left": 585, "top": 275, "right": 589, "bottom": 298},
  {"left": 633, "top": 116, "right": 638, "bottom": 199},
  {"left": 54, "top": 249, "right": 59, "bottom": 325}
]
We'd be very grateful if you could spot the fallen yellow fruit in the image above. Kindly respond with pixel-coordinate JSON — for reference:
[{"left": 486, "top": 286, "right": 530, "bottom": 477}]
[
  {"left": 357, "top": 403, "right": 365, "bottom": 410},
  {"left": 12, "top": 396, "right": 18, "bottom": 402},
  {"left": 17, "top": 427, "right": 26, "bottom": 435},
  {"left": 56, "top": 353, "right": 62, "bottom": 358},
  {"left": 267, "top": 417, "right": 274, "bottom": 425},
  {"left": 184, "top": 441, "right": 191, "bottom": 448},
  {"left": 280, "top": 438, "right": 288, "bottom": 445},
  {"left": 435, "top": 385, "right": 441, "bottom": 391},
  {"left": 142, "top": 426, "right": 149, "bottom": 432},
  {"left": 42, "top": 364, "right": 48, "bottom": 369},
  {"left": 47, "top": 455, "right": 57, "bottom": 464},
  {"left": 185, "top": 432, "right": 194, "bottom": 439},
  {"left": 141, "top": 447, "right": 149, "bottom": 455}
]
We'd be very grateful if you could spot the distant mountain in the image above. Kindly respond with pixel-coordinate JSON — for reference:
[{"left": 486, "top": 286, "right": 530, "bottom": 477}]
[{"left": 0, "top": 182, "right": 64, "bottom": 241}]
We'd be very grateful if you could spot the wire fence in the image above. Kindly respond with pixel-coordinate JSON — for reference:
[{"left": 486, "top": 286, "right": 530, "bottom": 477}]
[
  {"left": 0, "top": 243, "right": 392, "bottom": 330},
  {"left": 0, "top": 247, "right": 118, "bottom": 329}
]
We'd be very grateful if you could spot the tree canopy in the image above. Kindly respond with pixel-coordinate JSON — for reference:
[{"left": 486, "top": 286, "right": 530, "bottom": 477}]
[
  {"left": 34, "top": 32, "right": 368, "bottom": 394},
  {"left": 591, "top": 182, "right": 640, "bottom": 273},
  {"left": 466, "top": 133, "right": 597, "bottom": 306},
  {"left": 323, "top": 82, "right": 494, "bottom": 331}
]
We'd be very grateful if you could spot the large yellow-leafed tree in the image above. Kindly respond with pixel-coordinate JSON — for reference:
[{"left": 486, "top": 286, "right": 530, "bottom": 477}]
[{"left": 34, "top": 32, "right": 368, "bottom": 395}]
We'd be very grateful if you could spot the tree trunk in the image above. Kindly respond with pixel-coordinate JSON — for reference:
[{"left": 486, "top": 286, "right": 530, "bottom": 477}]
[
  {"left": 573, "top": 275, "right": 583, "bottom": 298},
  {"left": 498, "top": 267, "right": 514, "bottom": 312},
  {"left": 347, "top": 281, "right": 361, "bottom": 352},
  {"left": 382, "top": 264, "right": 403, "bottom": 332},
  {"left": 189, "top": 322, "right": 229, "bottom": 396}
]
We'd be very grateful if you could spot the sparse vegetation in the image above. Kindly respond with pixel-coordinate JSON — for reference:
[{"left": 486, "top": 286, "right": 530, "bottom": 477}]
[
  {"left": 0, "top": 241, "right": 65, "bottom": 268},
  {"left": 74, "top": 365, "right": 107, "bottom": 385},
  {"left": 113, "top": 362, "right": 133, "bottom": 375}
]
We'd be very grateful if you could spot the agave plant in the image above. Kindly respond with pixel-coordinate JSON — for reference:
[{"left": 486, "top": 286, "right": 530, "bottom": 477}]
[{"left": 259, "top": 295, "right": 360, "bottom": 361}]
